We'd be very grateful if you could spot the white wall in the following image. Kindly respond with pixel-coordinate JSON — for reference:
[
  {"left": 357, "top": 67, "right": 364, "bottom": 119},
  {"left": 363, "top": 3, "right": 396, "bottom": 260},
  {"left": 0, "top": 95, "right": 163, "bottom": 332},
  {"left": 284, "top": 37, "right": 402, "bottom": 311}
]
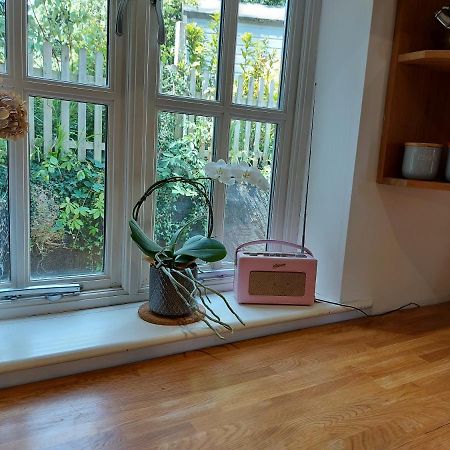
[
  {"left": 341, "top": 0, "right": 450, "bottom": 312},
  {"left": 305, "top": 0, "right": 374, "bottom": 302},
  {"left": 309, "top": 0, "right": 450, "bottom": 312}
]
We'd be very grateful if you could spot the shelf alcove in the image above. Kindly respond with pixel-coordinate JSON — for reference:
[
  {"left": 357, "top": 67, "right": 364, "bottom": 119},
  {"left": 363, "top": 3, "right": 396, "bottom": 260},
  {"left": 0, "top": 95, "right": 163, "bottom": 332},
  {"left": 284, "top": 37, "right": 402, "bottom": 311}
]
[{"left": 378, "top": 0, "right": 450, "bottom": 191}]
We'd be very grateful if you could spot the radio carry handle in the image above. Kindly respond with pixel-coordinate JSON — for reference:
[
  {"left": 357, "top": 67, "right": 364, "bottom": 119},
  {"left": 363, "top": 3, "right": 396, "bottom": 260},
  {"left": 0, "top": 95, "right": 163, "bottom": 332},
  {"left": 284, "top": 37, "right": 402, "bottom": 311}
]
[{"left": 235, "top": 240, "right": 314, "bottom": 266}]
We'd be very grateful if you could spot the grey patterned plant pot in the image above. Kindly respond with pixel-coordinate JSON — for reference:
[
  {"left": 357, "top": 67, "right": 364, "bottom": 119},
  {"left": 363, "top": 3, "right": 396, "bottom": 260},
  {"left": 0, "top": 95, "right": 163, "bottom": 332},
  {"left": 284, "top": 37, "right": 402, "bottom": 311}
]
[{"left": 149, "top": 265, "right": 198, "bottom": 317}]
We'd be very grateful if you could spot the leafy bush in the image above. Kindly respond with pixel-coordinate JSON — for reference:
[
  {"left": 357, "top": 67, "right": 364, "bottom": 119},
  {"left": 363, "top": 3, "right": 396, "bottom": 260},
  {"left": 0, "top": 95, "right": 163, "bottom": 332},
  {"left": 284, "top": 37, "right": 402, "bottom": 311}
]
[
  {"left": 28, "top": 0, "right": 107, "bottom": 78},
  {"left": 155, "top": 113, "right": 212, "bottom": 244},
  {"left": 30, "top": 133, "right": 105, "bottom": 274}
]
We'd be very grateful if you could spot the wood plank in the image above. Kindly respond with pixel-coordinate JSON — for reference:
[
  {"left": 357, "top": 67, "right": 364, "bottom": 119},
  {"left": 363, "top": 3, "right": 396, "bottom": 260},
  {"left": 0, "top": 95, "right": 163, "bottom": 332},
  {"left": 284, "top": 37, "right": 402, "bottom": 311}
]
[
  {"left": 93, "top": 52, "right": 104, "bottom": 162},
  {"left": 0, "top": 303, "right": 450, "bottom": 449},
  {"left": 42, "top": 42, "right": 53, "bottom": 155},
  {"left": 382, "top": 177, "right": 450, "bottom": 191},
  {"left": 77, "top": 49, "right": 87, "bottom": 162},
  {"left": 398, "top": 49, "right": 450, "bottom": 67},
  {"left": 60, "top": 45, "right": 71, "bottom": 155}
]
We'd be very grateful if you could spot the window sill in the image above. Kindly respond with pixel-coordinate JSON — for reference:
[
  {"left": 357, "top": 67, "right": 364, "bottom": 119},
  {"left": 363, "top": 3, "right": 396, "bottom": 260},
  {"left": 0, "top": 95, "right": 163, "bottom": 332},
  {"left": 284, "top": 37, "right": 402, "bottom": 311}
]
[{"left": 0, "top": 293, "right": 371, "bottom": 388}]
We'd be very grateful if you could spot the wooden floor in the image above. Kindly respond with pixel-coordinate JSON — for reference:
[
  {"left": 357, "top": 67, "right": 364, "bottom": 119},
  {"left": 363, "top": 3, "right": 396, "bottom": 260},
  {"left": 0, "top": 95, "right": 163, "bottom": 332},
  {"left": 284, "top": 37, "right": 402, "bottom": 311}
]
[{"left": 1, "top": 303, "right": 450, "bottom": 450}]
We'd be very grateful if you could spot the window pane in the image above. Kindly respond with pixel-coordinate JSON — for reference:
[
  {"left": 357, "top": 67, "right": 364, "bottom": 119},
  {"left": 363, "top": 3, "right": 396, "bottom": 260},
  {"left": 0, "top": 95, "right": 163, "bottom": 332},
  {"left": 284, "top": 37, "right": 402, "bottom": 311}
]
[
  {"left": 0, "top": 139, "right": 9, "bottom": 282},
  {"left": 223, "top": 119, "right": 276, "bottom": 260},
  {"left": 155, "top": 112, "right": 214, "bottom": 246},
  {"left": 232, "top": 0, "right": 287, "bottom": 108},
  {"left": 159, "top": 1, "right": 222, "bottom": 100},
  {"left": 0, "top": 1, "right": 6, "bottom": 73},
  {"left": 29, "top": 97, "right": 107, "bottom": 279},
  {"left": 27, "top": 0, "right": 108, "bottom": 86}
]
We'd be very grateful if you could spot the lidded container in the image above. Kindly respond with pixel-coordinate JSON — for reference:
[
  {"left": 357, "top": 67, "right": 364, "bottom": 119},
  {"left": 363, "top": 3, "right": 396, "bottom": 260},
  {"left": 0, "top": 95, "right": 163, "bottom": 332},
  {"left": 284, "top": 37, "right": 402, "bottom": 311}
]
[{"left": 402, "top": 143, "right": 442, "bottom": 181}]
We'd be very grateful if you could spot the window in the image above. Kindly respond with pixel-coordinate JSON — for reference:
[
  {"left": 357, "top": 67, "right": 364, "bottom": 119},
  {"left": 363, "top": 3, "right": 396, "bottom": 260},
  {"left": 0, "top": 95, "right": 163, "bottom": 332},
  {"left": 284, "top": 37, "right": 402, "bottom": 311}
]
[
  {"left": 148, "top": 0, "right": 309, "bottom": 271},
  {"left": 0, "top": 0, "right": 317, "bottom": 317},
  {"left": 0, "top": 0, "right": 124, "bottom": 312}
]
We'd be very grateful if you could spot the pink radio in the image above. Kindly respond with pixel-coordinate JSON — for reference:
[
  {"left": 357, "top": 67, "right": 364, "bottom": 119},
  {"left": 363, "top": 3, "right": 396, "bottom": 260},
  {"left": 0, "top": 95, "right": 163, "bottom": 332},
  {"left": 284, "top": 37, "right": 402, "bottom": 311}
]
[{"left": 234, "top": 240, "right": 317, "bottom": 306}]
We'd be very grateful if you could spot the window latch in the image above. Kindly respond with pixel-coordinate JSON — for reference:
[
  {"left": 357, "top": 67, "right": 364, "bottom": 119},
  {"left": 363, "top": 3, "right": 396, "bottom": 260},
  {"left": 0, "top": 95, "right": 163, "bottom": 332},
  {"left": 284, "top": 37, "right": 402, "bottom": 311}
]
[
  {"left": 151, "top": 0, "right": 166, "bottom": 45},
  {"left": 116, "top": 0, "right": 166, "bottom": 46},
  {"left": 115, "top": 0, "right": 129, "bottom": 36},
  {"left": 0, "top": 284, "right": 81, "bottom": 302}
]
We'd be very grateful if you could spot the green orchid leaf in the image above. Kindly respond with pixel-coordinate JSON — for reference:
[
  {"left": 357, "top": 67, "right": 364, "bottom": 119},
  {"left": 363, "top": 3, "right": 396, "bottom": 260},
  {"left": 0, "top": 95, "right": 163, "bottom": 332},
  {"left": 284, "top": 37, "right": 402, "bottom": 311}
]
[
  {"left": 129, "top": 219, "right": 162, "bottom": 258},
  {"left": 174, "top": 235, "right": 205, "bottom": 265},
  {"left": 174, "top": 254, "right": 197, "bottom": 265},
  {"left": 175, "top": 237, "right": 227, "bottom": 263},
  {"left": 184, "top": 235, "right": 204, "bottom": 246},
  {"left": 166, "top": 219, "right": 197, "bottom": 253}
]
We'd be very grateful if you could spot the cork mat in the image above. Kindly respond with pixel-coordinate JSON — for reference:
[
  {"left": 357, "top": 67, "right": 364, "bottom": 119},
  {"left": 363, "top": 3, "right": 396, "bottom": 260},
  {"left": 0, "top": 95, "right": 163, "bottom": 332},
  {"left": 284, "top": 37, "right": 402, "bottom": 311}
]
[{"left": 138, "top": 302, "right": 205, "bottom": 326}]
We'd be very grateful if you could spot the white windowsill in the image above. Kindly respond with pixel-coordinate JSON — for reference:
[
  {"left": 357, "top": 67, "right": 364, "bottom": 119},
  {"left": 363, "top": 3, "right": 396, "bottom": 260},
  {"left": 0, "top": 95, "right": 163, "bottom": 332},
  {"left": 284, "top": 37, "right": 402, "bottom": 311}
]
[{"left": 0, "top": 293, "right": 371, "bottom": 388}]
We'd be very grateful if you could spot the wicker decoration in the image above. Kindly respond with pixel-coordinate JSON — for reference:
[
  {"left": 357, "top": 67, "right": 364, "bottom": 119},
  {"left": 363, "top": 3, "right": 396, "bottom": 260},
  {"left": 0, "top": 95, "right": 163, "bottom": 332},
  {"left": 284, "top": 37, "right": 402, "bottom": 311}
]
[{"left": 0, "top": 92, "right": 28, "bottom": 140}]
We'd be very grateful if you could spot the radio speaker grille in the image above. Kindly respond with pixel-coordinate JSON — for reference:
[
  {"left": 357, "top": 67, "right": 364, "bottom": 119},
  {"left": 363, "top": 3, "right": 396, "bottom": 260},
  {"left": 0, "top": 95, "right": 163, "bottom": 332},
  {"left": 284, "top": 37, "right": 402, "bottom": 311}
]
[{"left": 248, "top": 271, "right": 306, "bottom": 297}]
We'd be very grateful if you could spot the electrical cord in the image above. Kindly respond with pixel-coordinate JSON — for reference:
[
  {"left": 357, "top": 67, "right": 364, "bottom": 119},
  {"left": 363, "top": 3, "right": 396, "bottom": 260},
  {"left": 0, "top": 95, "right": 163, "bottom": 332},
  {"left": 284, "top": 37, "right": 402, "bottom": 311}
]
[{"left": 315, "top": 299, "right": 421, "bottom": 317}]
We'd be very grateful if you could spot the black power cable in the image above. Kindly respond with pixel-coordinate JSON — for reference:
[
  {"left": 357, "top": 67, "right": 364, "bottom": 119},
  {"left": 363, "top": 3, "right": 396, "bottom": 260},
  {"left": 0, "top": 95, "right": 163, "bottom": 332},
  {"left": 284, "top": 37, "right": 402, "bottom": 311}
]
[{"left": 315, "top": 299, "right": 421, "bottom": 318}]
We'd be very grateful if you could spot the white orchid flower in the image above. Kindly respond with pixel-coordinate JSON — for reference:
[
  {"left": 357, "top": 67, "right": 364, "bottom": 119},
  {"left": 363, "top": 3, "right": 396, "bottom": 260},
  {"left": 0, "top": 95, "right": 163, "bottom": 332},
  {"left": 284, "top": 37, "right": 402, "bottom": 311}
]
[
  {"left": 240, "top": 165, "right": 261, "bottom": 185},
  {"left": 228, "top": 163, "right": 246, "bottom": 182},
  {"left": 204, "top": 160, "right": 235, "bottom": 185},
  {"left": 205, "top": 160, "right": 268, "bottom": 190}
]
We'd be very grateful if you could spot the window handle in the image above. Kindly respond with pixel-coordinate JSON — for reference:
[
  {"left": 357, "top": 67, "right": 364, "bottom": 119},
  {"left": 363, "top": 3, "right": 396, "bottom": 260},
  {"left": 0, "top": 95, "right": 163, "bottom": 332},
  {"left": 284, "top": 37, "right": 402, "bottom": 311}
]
[
  {"left": 151, "top": 0, "right": 166, "bottom": 45},
  {"left": 115, "top": 0, "right": 128, "bottom": 36},
  {"left": 115, "top": 0, "right": 166, "bottom": 46}
]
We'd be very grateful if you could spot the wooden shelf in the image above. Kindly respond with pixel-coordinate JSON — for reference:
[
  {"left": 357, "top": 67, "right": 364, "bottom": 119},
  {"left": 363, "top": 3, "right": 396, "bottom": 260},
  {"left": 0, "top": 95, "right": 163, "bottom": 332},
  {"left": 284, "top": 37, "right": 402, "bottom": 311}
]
[
  {"left": 398, "top": 50, "right": 450, "bottom": 70},
  {"left": 381, "top": 177, "right": 450, "bottom": 191},
  {"left": 377, "top": 0, "right": 450, "bottom": 192}
]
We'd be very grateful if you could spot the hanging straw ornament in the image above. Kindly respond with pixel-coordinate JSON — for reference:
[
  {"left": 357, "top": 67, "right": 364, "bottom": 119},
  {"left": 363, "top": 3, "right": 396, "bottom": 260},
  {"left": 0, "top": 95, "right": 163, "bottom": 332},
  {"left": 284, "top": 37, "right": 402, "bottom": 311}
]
[{"left": 0, "top": 91, "right": 28, "bottom": 140}]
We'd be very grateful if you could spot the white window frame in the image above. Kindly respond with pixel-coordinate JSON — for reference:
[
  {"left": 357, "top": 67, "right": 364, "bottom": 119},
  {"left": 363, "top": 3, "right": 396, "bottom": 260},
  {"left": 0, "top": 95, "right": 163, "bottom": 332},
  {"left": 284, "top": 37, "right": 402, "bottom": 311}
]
[
  {"left": 130, "top": 0, "right": 322, "bottom": 288},
  {"left": 0, "top": 0, "right": 321, "bottom": 319},
  {"left": 0, "top": 0, "right": 131, "bottom": 317}
]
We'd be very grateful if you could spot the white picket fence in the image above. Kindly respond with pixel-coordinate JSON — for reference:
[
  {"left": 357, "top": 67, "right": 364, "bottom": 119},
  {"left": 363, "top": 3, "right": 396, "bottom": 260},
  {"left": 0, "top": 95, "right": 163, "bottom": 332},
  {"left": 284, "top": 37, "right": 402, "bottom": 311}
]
[
  {"left": 163, "top": 64, "right": 276, "bottom": 164},
  {"left": 29, "top": 42, "right": 106, "bottom": 162},
  {"left": 171, "top": 19, "right": 277, "bottom": 164},
  {"left": 231, "top": 75, "right": 276, "bottom": 164},
  {"left": 30, "top": 40, "right": 275, "bottom": 165}
]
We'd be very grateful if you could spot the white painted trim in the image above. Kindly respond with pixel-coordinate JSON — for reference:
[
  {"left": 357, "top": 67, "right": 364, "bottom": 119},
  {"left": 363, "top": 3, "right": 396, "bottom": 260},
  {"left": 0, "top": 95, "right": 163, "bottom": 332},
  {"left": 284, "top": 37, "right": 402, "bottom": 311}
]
[
  {"left": 0, "top": 293, "right": 372, "bottom": 388},
  {"left": 270, "top": 0, "right": 322, "bottom": 244},
  {"left": 0, "top": 271, "right": 234, "bottom": 320},
  {"left": 287, "top": 0, "right": 322, "bottom": 244},
  {"left": 0, "top": 1, "right": 126, "bottom": 307}
]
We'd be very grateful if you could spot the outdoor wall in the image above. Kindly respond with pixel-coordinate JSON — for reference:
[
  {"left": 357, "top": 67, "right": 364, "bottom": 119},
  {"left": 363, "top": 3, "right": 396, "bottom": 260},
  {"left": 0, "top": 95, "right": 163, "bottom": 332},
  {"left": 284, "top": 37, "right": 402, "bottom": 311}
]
[{"left": 341, "top": 0, "right": 450, "bottom": 312}]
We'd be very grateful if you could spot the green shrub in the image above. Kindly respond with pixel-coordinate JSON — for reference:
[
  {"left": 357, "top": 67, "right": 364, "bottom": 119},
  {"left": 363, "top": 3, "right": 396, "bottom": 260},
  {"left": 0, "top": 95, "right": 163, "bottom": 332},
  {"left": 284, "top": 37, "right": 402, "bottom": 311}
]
[{"left": 30, "top": 138, "right": 105, "bottom": 271}]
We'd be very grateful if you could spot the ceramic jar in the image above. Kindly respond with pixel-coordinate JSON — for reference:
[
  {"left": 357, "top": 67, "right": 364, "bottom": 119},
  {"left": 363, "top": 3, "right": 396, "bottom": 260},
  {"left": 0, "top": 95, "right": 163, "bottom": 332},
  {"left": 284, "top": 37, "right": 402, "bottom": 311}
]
[{"left": 402, "top": 143, "right": 442, "bottom": 181}]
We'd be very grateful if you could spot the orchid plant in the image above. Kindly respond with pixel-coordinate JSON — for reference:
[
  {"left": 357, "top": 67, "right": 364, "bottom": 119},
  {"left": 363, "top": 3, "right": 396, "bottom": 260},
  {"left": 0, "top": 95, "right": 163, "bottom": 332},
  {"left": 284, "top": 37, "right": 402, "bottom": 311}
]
[
  {"left": 130, "top": 161, "right": 269, "bottom": 338},
  {"left": 204, "top": 160, "right": 270, "bottom": 191}
]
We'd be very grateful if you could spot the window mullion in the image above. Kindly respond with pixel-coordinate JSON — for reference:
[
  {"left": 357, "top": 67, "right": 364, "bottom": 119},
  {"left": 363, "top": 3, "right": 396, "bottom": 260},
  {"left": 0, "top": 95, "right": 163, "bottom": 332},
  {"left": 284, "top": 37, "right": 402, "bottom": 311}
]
[
  {"left": 21, "top": 79, "right": 116, "bottom": 102},
  {"left": 210, "top": 0, "right": 239, "bottom": 245},
  {"left": 121, "top": 0, "right": 155, "bottom": 294},
  {"left": 270, "top": 0, "right": 320, "bottom": 243},
  {"left": 7, "top": 0, "right": 30, "bottom": 288},
  {"left": 218, "top": 0, "right": 239, "bottom": 107}
]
